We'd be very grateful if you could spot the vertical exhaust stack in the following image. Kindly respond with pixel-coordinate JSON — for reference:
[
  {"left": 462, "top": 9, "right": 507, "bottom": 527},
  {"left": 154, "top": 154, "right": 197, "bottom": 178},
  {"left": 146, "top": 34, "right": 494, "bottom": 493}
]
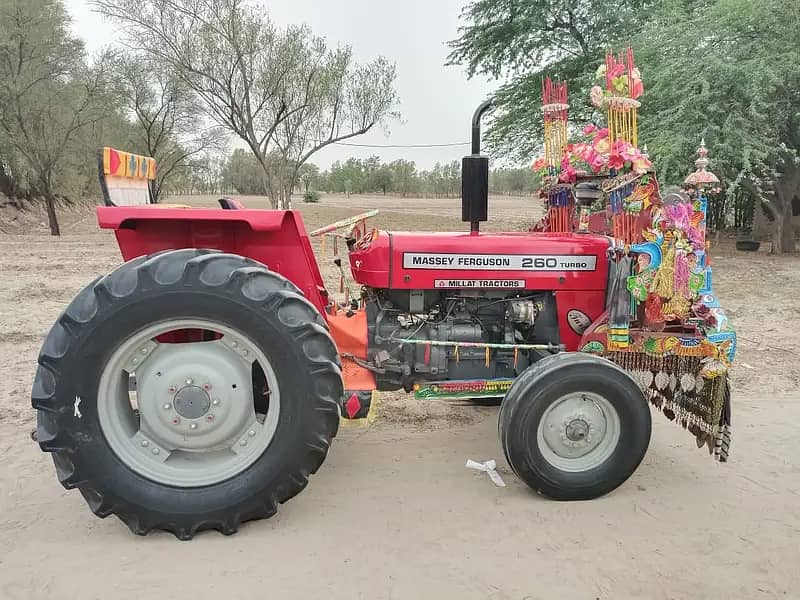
[{"left": 462, "top": 100, "right": 492, "bottom": 234}]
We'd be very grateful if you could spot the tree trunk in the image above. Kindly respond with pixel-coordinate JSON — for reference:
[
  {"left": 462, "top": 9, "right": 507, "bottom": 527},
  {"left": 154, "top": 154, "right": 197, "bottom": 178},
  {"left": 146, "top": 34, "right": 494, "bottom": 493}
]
[
  {"left": 284, "top": 183, "right": 293, "bottom": 210},
  {"left": 771, "top": 209, "right": 795, "bottom": 253},
  {"left": 770, "top": 168, "right": 799, "bottom": 253},
  {"left": 44, "top": 191, "right": 61, "bottom": 236}
]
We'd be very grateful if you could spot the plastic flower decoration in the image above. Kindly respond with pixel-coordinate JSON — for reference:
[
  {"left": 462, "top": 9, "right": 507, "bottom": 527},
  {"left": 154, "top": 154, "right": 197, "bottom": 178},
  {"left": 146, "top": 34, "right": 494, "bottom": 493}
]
[
  {"left": 550, "top": 119, "right": 651, "bottom": 180},
  {"left": 593, "top": 54, "right": 644, "bottom": 102},
  {"left": 590, "top": 85, "right": 604, "bottom": 108},
  {"left": 630, "top": 68, "right": 644, "bottom": 100},
  {"left": 607, "top": 152, "right": 625, "bottom": 170}
]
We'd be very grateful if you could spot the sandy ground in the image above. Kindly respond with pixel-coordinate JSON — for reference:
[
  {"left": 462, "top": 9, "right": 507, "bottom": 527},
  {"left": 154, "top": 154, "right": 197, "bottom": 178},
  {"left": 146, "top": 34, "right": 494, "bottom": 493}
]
[{"left": 0, "top": 194, "right": 799, "bottom": 599}]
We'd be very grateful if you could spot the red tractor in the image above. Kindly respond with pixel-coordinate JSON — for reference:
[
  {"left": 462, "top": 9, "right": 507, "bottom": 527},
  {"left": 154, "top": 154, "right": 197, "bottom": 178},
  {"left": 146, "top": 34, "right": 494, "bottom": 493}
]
[{"left": 32, "top": 101, "right": 732, "bottom": 540}]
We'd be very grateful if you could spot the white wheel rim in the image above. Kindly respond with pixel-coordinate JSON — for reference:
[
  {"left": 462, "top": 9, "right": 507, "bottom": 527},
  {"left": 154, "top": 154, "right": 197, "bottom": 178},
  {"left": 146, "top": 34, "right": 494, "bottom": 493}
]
[
  {"left": 97, "top": 319, "right": 280, "bottom": 487},
  {"left": 536, "top": 392, "right": 621, "bottom": 472}
]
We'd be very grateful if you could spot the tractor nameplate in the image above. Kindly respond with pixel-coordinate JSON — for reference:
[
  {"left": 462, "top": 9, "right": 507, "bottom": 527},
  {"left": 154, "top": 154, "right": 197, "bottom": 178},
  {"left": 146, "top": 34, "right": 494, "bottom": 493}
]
[
  {"left": 403, "top": 253, "right": 597, "bottom": 271},
  {"left": 434, "top": 279, "right": 526, "bottom": 289}
]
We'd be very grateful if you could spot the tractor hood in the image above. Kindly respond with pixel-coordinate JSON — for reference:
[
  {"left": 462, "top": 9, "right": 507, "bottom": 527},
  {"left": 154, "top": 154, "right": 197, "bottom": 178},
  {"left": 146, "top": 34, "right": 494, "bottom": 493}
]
[{"left": 349, "top": 230, "right": 612, "bottom": 291}]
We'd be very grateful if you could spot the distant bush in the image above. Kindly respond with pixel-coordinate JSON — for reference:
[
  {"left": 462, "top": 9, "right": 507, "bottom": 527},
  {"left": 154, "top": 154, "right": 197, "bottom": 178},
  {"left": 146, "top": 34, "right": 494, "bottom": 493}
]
[{"left": 303, "top": 190, "right": 321, "bottom": 203}]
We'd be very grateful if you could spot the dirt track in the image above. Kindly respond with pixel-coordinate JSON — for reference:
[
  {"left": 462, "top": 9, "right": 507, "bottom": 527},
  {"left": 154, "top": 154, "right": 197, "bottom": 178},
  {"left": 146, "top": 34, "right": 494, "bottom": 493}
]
[{"left": 1, "top": 194, "right": 799, "bottom": 599}]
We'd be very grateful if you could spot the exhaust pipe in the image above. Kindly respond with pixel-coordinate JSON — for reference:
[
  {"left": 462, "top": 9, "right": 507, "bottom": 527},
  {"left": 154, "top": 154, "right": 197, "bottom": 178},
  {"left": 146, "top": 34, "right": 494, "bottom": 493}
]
[{"left": 462, "top": 99, "right": 493, "bottom": 234}]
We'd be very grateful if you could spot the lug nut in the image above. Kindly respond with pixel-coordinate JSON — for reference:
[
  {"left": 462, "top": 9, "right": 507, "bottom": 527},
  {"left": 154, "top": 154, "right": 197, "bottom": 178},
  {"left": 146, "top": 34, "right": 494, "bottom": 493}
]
[
  {"left": 163, "top": 403, "right": 171, "bottom": 410},
  {"left": 212, "top": 399, "right": 220, "bottom": 406},
  {"left": 232, "top": 341, "right": 238, "bottom": 348},
  {"left": 248, "top": 430, "right": 256, "bottom": 437},
  {"left": 190, "top": 423, "right": 198, "bottom": 430},
  {"left": 152, "top": 448, "right": 160, "bottom": 455},
  {"left": 141, "top": 348, "right": 148, "bottom": 354},
  {"left": 185, "top": 378, "right": 193, "bottom": 385},
  {"left": 242, "top": 350, "right": 249, "bottom": 356},
  {"left": 132, "top": 358, "right": 139, "bottom": 365},
  {"left": 141, "top": 440, "right": 149, "bottom": 447},
  {"left": 239, "top": 439, "right": 247, "bottom": 447}
]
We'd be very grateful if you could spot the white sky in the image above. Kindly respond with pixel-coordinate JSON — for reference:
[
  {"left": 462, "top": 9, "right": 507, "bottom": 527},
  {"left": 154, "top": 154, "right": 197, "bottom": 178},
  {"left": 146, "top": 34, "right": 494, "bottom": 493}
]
[{"left": 64, "top": 0, "right": 498, "bottom": 170}]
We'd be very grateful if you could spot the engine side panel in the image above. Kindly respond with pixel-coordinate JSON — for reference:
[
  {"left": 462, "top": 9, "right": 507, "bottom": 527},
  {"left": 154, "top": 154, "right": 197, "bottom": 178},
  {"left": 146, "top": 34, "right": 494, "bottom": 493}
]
[
  {"left": 350, "top": 231, "right": 611, "bottom": 292},
  {"left": 351, "top": 230, "right": 611, "bottom": 352}
]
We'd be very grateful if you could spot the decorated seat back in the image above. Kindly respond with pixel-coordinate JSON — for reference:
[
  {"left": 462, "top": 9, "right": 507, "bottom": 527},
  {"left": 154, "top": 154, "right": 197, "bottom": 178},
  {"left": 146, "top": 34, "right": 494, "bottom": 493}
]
[{"left": 97, "top": 147, "right": 156, "bottom": 206}]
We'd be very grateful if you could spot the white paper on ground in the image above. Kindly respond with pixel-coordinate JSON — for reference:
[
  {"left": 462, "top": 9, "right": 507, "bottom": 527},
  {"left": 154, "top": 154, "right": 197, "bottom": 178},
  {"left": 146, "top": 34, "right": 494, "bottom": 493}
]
[{"left": 465, "top": 459, "right": 506, "bottom": 487}]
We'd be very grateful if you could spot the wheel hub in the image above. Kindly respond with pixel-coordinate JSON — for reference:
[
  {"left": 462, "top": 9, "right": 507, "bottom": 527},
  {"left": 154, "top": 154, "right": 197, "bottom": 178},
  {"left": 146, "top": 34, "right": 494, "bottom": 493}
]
[
  {"left": 565, "top": 418, "right": 590, "bottom": 442},
  {"left": 173, "top": 385, "right": 211, "bottom": 419},
  {"left": 97, "top": 319, "right": 282, "bottom": 488},
  {"left": 538, "top": 392, "right": 619, "bottom": 470}
]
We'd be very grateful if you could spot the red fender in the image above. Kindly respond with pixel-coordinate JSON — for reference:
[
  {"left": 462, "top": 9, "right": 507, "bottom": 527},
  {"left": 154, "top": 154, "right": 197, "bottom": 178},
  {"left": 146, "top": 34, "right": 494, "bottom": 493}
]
[{"left": 97, "top": 206, "right": 329, "bottom": 313}]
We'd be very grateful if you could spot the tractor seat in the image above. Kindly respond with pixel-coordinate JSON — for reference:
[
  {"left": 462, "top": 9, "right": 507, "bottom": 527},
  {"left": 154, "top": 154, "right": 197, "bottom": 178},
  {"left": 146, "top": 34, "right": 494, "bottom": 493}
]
[{"left": 218, "top": 197, "right": 245, "bottom": 210}]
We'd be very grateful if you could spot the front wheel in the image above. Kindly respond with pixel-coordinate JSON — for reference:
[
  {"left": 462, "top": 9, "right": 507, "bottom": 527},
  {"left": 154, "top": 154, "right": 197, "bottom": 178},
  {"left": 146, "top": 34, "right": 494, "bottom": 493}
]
[
  {"left": 499, "top": 353, "right": 651, "bottom": 500},
  {"left": 32, "top": 249, "right": 342, "bottom": 539}
]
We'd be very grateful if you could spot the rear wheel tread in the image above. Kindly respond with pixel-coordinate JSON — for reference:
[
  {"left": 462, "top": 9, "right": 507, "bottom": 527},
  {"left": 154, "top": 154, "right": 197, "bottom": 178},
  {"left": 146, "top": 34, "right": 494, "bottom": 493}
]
[{"left": 33, "top": 249, "right": 342, "bottom": 539}]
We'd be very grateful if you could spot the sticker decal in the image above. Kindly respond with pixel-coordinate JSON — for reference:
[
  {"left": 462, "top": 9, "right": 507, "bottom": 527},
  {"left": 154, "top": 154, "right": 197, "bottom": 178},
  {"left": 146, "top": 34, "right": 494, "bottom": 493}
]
[
  {"left": 73, "top": 396, "right": 82, "bottom": 419},
  {"left": 434, "top": 279, "right": 526, "bottom": 289},
  {"left": 403, "top": 253, "right": 597, "bottom": 271},
  {"left": 567, "top": 309, "right": 592, "bottom": 334}
]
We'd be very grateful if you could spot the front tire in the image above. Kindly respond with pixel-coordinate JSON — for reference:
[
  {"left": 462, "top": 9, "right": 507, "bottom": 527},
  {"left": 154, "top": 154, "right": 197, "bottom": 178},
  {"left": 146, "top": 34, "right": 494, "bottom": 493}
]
[
  {"left": 32, "top": 249, "right": 342, "bottom": 539},
  {"left": 499, "top": 353, "right": 651, "bottom": 500}
]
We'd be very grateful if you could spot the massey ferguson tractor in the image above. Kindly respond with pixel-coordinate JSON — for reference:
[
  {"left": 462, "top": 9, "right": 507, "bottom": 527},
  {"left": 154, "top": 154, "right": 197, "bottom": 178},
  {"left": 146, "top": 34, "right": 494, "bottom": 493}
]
[{"left": 32, "top": 55, "right": 735, "bottom": 539}]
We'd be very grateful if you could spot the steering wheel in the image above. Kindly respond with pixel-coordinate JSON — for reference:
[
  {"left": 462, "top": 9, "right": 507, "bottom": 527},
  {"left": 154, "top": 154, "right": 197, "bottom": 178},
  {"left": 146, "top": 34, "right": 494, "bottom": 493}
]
[{"left": 309, "top": 210, "right": 379, "bottom": 248}]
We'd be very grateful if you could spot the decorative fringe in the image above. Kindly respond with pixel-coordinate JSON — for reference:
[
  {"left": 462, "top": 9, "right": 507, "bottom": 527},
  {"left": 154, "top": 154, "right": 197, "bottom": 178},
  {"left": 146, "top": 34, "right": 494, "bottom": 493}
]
[
  {"left": 607, "top": 351, "right": 730, "bottom": 459},
  {"left": 715, "top": 425, "right": 731, "bottom": 462}
]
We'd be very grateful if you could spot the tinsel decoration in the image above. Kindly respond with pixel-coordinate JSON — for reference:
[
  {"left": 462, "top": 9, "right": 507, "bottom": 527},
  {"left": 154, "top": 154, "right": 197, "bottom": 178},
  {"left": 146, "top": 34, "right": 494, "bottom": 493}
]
[
  {"left": 542, "top": 77, "right": 569, "bottom": 171},
  {"left": 547, "top": 186, "right": 573, "bottom": 232},
  {"left": 604, "top": 48, "right": 641, "bottom": 147}
]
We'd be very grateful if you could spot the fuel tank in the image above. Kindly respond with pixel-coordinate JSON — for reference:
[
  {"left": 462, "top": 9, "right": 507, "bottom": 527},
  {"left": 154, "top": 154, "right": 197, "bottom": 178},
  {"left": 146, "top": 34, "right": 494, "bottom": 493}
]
[{"left": 349, "top": 230, "right": 612, "bottom": 291}]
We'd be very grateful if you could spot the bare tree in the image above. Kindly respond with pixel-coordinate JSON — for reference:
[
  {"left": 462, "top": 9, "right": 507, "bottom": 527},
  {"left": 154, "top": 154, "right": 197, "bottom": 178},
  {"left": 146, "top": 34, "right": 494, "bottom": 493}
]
[
  {"left": 0, "top": 0, "right": 114, "bottom": 235},
  {"left": 270, "top": 43, "right": 398, "bottom": 207},
  {"left": 95, "top": 0, "right": 399, "bottom": 208},
  {"left": 113, "top": 54, "right": 224, "bottom": 202}
]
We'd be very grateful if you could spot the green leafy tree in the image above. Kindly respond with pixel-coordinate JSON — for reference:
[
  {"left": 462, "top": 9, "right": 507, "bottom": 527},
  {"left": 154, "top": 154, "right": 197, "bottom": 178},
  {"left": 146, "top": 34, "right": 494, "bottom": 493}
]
[
  {"left": 370, "top": 165, "right": 393, "bottom": 195},
  {"left": 388, "top": 159, "right": 418, "bottom": 197},
  {"left": 0, "top": 0, "right": 115, "bottom": 235},
  {"left": 298, "top": 162, "right": 320, "bottom": 193},
  {"left": 221, "top": 148, "right": 266, "bottom": 195},
  {"left": 448, "top": 0, "right": 659, "bottom": 161},
  {"left": 636, "top": 0, "right": 800, "bottom": 252}
]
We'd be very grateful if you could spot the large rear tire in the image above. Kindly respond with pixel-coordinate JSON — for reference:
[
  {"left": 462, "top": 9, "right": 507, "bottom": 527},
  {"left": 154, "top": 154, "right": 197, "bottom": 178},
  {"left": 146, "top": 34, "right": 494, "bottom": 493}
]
[
  {"left": 32, "top": 249, "right": 342, "bottom": 539},
  {"left": 499, "top": 353, "right": 650, "bottom": 500}
]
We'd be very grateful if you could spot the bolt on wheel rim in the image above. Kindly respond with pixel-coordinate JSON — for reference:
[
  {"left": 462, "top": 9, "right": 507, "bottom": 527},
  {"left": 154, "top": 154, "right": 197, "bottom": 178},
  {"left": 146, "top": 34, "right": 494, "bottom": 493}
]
[
  {"left": 536, "top": 392, "right": 621, "bottom": 472},
  {"left": 97, "top": 319, "right": 280, "bottom": 487}
]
